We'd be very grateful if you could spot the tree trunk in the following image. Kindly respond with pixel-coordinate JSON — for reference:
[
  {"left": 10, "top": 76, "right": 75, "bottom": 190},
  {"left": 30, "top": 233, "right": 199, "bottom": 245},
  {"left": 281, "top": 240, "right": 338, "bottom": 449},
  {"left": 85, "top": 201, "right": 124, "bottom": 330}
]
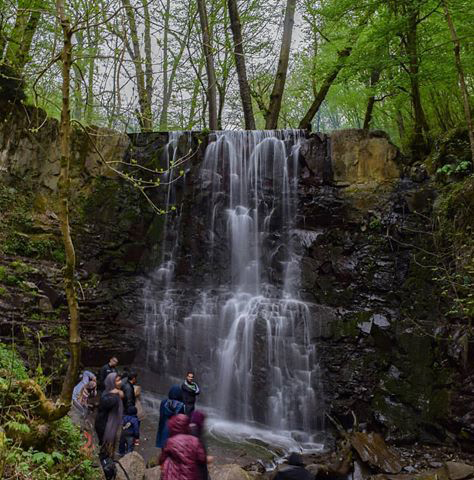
[
  {"left": 5, "top": 0, "right": 41, "bottom": 73},
  {"left": 56, "top": 0, "right": 81, "bottom": 413},
  {"left": 188, "top": 61, "right": 204, "bottom": 129},
  {"left": 197, "top": 0, "right": 218, "bottom": 130},
  {"left": 265, "top": 0, "right": 296, "bottom": 129},
  {"left": 405, "top": 6, "right": 429, "bottom": 153},
  {"left": 159, "top": 0, "right": 171, "bottom": 130},
  {"left": 141, "top": 0, "right": 153, "bottom": 118},
  {"left": 442, "top": 0, "right": 474, "bottom": 162},
  {"left": 363, "top": 69, "right": 381, "bottom": 130},
  {"left": 299, "top": 48, "right": 352, "bottom": 130},
  {"left": 227, "top": 0, "right": 255, "bottom": 130},
  {"left": 85, "top": 22, "right": 99, "bottom": 124},
  {"left": 121, "top": 0, "right": 153, "bottom": 131}
]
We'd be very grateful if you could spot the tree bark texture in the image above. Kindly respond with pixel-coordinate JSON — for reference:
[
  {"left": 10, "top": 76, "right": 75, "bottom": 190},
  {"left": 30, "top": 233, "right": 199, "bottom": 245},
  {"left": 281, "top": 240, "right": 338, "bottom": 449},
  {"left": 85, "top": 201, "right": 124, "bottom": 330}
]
[
  {"left": 56, "top": 0, "right": 81, "bottom": 413},
  {"left": 227, "top": 0, "right": 255, "bottom": 130},
  {"left": 265, "top": 0, "right": 296, "bottom": 129},
  {"left": 197, "top": 0, "right": 218, "bottom": 130},
  {"left": 442, "top": 0, "right": 474, "bottom": 162}
]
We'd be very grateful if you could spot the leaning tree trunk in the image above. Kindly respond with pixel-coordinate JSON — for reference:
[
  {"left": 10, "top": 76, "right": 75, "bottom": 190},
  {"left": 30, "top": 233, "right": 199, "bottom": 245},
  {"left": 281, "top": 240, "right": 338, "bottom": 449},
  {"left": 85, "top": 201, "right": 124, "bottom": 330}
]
[
  {"left": 56, "top": 0, "right": 81, "bottom": 410},
  {"left": 197, "top": 0, "right": 218, "bottom": 130},
  {"left": 299, "top": 48, "right": 352, "bottom": 130},
  {"left": 227, "top": 0, "right": 255, "bottom": 130},
  {"left": 265, "top": 0, "right": 296, "bottom": 130},
  {"left": 442, "top": 0, "right": 474, "bottom": 162}
]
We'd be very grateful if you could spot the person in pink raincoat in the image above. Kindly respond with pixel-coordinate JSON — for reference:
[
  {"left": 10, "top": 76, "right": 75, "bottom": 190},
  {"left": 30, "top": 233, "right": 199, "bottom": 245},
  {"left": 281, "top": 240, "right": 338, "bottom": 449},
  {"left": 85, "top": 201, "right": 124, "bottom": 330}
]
[{"left": 159, "top": 414, "right": 207, "bottom": 480}]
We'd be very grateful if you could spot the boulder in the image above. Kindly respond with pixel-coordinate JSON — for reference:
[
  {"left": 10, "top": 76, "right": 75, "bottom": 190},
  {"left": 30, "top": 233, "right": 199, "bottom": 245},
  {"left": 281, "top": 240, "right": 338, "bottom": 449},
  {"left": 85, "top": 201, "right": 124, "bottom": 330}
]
[
  {"left": 350, "top": 432, "right": 403, "bottom": 474},
  {"left": 445, "top": 462, "right": 474, "bottom": 480},
  {"left": 330, "top": 129, "right": 400, "bottom": 186},
  {"left": 209, "top": 463, "right": 255, "bottom": 479},
  {"left": 116, "top": 452, "right": 146, "bottom": 480},
  {"left": 144, "top": 466, "right": 161, "bottom": 480}
]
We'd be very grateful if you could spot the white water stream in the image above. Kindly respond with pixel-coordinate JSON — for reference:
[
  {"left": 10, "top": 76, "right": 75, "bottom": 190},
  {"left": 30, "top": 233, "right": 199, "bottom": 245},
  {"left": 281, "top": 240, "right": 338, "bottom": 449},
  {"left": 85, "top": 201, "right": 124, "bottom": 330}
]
[{"left": 143, "top": 130, "right": 324, "bottom": 449}]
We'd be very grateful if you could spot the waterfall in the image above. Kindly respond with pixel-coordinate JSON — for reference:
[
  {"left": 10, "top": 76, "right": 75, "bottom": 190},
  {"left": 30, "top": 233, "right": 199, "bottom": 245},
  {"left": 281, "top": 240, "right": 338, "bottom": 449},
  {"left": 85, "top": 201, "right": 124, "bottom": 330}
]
[{"left": 144, "top": 130, "right": 324, "bottom": 444}]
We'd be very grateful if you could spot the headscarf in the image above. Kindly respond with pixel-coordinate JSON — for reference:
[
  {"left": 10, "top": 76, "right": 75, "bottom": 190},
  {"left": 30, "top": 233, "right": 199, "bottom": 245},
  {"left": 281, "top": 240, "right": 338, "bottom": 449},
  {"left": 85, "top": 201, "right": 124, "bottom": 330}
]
[
  {"left": 72, "top": 370, "right": 96, "bottom": 403},
  {"left": 190, "top": 410, "right": 206, "bottom": 436},
  {"left": 168, "top": 385, "right": 184, "bottom": 401},
  {"left": 102, "top": 372, "right": 124, "bottom": 444}
]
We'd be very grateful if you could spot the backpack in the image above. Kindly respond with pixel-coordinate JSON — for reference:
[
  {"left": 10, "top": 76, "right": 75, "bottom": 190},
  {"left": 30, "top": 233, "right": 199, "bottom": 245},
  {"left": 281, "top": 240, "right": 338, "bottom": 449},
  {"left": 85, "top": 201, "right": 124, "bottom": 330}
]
[{"left": 100, "top": 455, "right": 116, "bottom": 480}]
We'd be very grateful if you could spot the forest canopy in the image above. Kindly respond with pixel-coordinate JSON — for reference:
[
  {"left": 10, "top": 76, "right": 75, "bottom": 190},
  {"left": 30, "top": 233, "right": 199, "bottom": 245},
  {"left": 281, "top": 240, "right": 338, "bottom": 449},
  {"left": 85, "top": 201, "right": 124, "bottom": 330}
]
[{"left": 0, "top": 0, "right": 473, "bottom": 156}]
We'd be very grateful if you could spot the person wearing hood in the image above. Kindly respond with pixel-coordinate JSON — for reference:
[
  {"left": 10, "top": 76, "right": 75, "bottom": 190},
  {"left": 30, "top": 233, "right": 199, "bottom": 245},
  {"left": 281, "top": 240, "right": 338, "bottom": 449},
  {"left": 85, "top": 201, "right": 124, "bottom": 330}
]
[
  {"left": 181, "top": 371, "right": 200, "bottom": 415},
  {"left": 72, "top": 370, "right": 97, "bottom": 416},
  {"left": 189, "top": 410, "right": 213, "bottom": 480},
  {"left": 159, "top": 414, "right": 207, "bottom": 480},
  {"left": 156, "top": 385, "right": 186, "bottom": 448},
  {"left": 94, "top": 372, "right": 124, "bottom": 456},
  {"left": 274, "top": 452, "right": 314, "bottom": 480}
]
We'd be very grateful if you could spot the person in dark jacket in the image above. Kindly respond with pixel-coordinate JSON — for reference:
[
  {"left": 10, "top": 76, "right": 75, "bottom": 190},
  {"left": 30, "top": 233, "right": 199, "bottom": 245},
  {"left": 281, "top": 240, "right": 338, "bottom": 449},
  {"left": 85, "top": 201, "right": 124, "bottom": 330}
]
[
  {"left": 189, "top": 410, "right": 212, "bottom": 480},
  {"left": 156, "top": 385, "right": 186, "bottom": 448},
  {"left": 121, "top": 371, "right": 137, "bottom": 411},
  {"left": 118, "top": 405, "right": 140, "bottom": 455},
  {"left": 159, "top": 414, "right": 207, "bottom": 480},
  {"left": 181, "top": 371, "right": 200, "bottom": 415},
  {"left": 94, "top": 372, "right": 124, "bottom": 456},
  {"left": 274, "top": 452, "right": 314, "bottom": 480},
  {"left": 97, "top": 356, "right": 118, "bottom": 393}
]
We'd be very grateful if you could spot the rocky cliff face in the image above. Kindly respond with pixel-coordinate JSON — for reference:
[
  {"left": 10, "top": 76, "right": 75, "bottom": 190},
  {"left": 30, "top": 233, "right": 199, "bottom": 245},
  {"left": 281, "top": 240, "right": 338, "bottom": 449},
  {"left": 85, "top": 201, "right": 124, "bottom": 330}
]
[{"left": 0, "top": 100, "right": 472, "bottom": 449}]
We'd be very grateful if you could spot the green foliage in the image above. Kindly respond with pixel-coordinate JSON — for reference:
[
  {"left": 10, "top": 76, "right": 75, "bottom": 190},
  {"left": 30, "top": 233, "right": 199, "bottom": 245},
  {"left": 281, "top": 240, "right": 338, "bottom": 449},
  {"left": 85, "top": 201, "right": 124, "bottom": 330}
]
[
  {"left": 0, "top": 344, "right": 99, "bottom": 480},
  {"left": 0, "top": 344, "right": 28, "bottom": 380},
  {"left": 432, "top": 176, "right": 474, "bottom": 321}
]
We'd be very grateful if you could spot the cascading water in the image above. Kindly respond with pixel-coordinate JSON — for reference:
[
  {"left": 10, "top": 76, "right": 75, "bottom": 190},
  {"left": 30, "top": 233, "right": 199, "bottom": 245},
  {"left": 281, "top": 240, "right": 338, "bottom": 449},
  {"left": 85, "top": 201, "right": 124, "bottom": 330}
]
[{"left": 144, "top": 130, "right": 324, "bottom": 446}]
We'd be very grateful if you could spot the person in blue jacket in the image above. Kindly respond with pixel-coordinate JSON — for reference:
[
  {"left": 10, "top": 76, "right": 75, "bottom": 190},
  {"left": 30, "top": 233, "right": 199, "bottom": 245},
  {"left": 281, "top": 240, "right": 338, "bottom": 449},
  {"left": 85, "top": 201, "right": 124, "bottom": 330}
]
[
  {"left": 119, "top": 405, "right": 140, "bottom": 455},
  {"left": 155, "top": 385, "right": 186, "bottom": 448}
]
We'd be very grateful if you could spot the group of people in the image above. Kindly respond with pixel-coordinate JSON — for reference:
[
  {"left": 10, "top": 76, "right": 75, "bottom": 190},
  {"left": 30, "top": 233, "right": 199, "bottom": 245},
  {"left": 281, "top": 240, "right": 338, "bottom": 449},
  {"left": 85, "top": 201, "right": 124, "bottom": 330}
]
[
  {"left": 155, "top": 371, "right": 212, "bottom": 480},
  {"left": 72, "top": 356, "right": 144, "bottom": 461},
  {"left": 72, "top": 357, "right": 314, "bottom": 480}
]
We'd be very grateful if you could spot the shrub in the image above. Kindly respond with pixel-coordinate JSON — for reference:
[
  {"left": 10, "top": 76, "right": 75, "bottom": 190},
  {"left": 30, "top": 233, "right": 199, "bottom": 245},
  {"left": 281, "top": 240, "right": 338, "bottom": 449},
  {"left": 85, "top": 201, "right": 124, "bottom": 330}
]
[{"left": 0, "top": 345, "right": 100, "bottom": 479}]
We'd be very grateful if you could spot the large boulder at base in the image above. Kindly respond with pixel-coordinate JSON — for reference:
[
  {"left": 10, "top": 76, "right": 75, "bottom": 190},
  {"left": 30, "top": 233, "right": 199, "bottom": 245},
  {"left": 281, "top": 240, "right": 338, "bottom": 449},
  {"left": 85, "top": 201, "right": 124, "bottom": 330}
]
[
  {"left": 144, "top": 466, "right": 161, "bottom": 480},
  {"left": 445, "top": 462, "right": 474, "bottom": 480},
  {"left": 330, "top": 129, "right": 400, "bottom": 186},
  {"left": 116, "top": 451, "right": 146, "bottom": 480},
  {"left": 209, "top": 464, "right": 257, "bottom": 479}
]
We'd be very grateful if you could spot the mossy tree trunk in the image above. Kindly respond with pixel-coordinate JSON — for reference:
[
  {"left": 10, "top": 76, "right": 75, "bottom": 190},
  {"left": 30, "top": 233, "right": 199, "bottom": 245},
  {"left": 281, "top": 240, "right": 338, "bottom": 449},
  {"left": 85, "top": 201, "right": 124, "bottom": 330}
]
[
  {"left": 4, "top": 0, "right": 42, "bottom": 73},
  {"left": 56, "top": 0, "right": 81, "bottom": 412}
]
